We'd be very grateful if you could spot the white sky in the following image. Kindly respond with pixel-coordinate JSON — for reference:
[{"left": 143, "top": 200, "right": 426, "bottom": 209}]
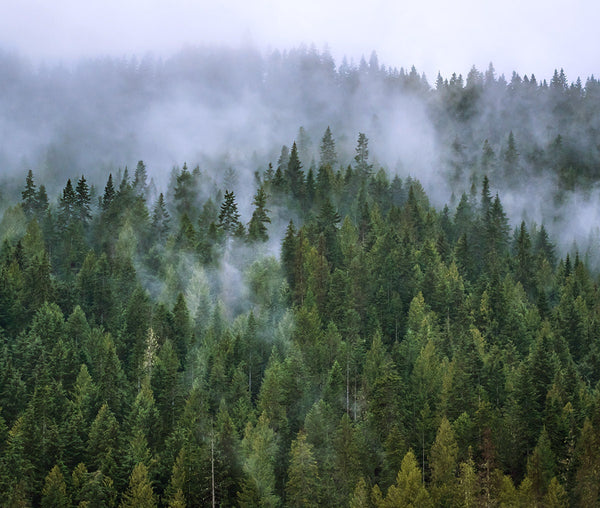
[{"left": 1, "top": 0, "right": 598, "bottom": 82}]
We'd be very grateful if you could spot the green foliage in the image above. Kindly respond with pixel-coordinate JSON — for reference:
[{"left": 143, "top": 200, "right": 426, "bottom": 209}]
[
  {"left": 285, "top": 431, "right": 320, "bottom": 507},
  {"left": 2, "top": 141, "right": 600, "bottom": 503},
  {"left": 41, "top": 465, "right": 70, "bottom": 508},
  {"left": 119, "top": 463, "right": 157, "bottom": 508}
]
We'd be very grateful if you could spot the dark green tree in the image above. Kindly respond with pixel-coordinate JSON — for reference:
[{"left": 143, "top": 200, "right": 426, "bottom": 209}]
[
  {"left": 21, "top": 170, "right": 38, "bottom": 219},
  {"left": 286, "top": 142, "right": 305, "bottom": 201},
  {"left": 75, "top": 175, "right": 92, "bottom": 225},
  {"left": 218, "top": 190, "right": 243, "bottom": 237},
  {"left": 247, "top": 186, "right": 271, "bottom": 242}
]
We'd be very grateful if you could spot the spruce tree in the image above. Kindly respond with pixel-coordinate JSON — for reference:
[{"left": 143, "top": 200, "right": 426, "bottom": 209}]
[
  {"left": 286, "top": 431, "right": 320, "bottom": 507},
  {"left": 286, "top": 142, "right": 305, "bottom": 201},
  {"left": 354, "top": 132, "right": 372, "bottom": 177},
  {"left": 102, "top": 173, "right": 116, "bottom": 211},
  {"left": 151, "top": 193, "right": 170, "bottom": 242},
  {"left": 21, "top": 170, "right": 37, "bottom": 219},
  {"left": 41, "top": 465, "right": 70, "bottom": 508},
  {"left": 35, "top": 185, "right": 49, "bottom": 220},
  {"left": 120, "top": 463, "right": 157, "bottom": 508},
  {"left": 133, "top": 160, "right": 148, "bottom": 198},
  {"left": 218, "top": 190, "right": 243, "bottom": 237},
  {"left": 319, "top": 126, "right": 337, "bottom": 169},
  {"left": 75, "top": 175, "right": 92, "bottom": 224},
  {"left": 58, "top": 179, "right": 77, "bottom": 229},
  {"left": 247, "top": 187, "right": 271, "bottom": 242}
]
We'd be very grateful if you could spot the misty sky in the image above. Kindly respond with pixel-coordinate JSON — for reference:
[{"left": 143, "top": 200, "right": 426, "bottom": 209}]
[{"left": 2, "top": 0, "right": 598, "bottom": 82}]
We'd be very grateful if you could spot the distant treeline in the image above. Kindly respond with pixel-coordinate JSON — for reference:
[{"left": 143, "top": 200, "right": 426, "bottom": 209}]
[{"left": 1, "top": 46, "right": 599, "bottom": 199}]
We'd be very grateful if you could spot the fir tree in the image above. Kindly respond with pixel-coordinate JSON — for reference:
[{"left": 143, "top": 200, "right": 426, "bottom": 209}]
[
  {"left": 247, "top": 187, "right": 271, "bottom": 242},
  {"left": 133, "top": 160, "right": 148, "bottom": 199},
  {"left": 21, "top": 170, "right": 37, "bottom": 219},
  {"left": 151, "top": 193, "right": 170, "bottom": 242},
  {"left": 75, "top": 175, "right": 92, "bottom": 224},
  {"left": 58, "top": 179, "right": 77, "bottom": 229},
  {"left": 354, "top": 132, "right": 372, "bottom": 177},
  {"left": 102, "top": 173, "right": 116, "bottom": 211},
  {"left": 320, "top": 126, "right": 337, "bottom": 169},
  {"left": 286, "top": 142, "right": 305, "bottom": 201},
  {"left": 218, "top": 190, "right": 243, "bottom": 237}
]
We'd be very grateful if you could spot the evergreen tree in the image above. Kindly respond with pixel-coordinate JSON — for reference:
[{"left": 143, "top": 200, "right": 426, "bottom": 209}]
[
  {"left": 58, "top": 179, "right": 77, "bottom": 229},
  {"left": 285, "top": 431, "right": 320, "bottom": 507},
  {"left": 75, "top": 175, "right": 92, "bottom": 224},
  {"left": 429, "top": 417, "right": 458, "bottom": 506},
  {"left": 102, "top": 174, "right": 116, "bottom": 211},
  {"left": 247, "top": 186, "right": 271, "bottom": 242},
  {"left": 120, "top": 463, "right": 157, "bottom": 508},
  {"left": 514, "top": 221, "right": 534, "bottom": 294},
  {"left": 218, "top": 190, "right": 243, "bottom": 237},
  {"left": 133, "top": 160, "right": 149, "bottom": 199},
  {"left": 21, "top": 170, "right": 38, "bottom": 219},
  {"left": 173, "top": 163, "right": 196, "bottom": 219},
  {"left": 354, "top": 132, "right": 372, "bottom": 177},
  {"left": 41, "top": 465, "right": 70, "bottom": 508},
  {"left": 286, "top": 142, "right": 305, "bottom": 201},
  {"left": 238, "top": 413, "right": 279, "bottom": 507},
  {"left": 377, "top": 450, "right": 431, "bottom": 507},
  {"left": 151, "top": 192, "right": 170, "bottom": 242},
  {"left": 320, "top": 126, "right": 337, "bottom": 169},
  {"left": 35, "top": 185, "right": 49, "bottom": 220},
  {"left": 503, "top": 131, "right": 520, "bottom": 183}
]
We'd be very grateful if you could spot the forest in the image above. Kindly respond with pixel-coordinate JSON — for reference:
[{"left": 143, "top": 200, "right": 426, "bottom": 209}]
[{"left": 1, "top": 48, "right": 600, "bottom": 506}]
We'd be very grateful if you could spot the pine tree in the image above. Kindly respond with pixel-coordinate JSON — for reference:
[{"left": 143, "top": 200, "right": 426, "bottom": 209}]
[
  {"left": 320, "top": 126, "right": 337, "bottom": 169},
  {"left": 151, "top": 193, "right": 170, "bottom": 242},
  {"left": 354, "top": 133, "right": 372, "bottom": 177},
  {"left": 297, "top": 126, "right": 313, "bottom": 167},
  {"left": 173, "top": 163, "right": 195, "bottom": 219},
  {"left": 238, "top": 413, "right": 279, "bottom": 507},
  {"left": 218, "top": 190, "right": 243, "bottom": 237},
  {"left": 281, "top": 220, "right": 297, "bottom": 291},
  {"left": 247, "top": 186, "right": 271, "bottom": 242},
  {"left": 41, "top": 465, "right": 70, "bottom": 508},
  {"left": 514, "top": 221, "right": 534, "bottom": 294},
  {"left": 21, "top": 170, "right": 38, "bottom": 219},
  {"left": 87, "top": 403, "right": 120, "bottom": 476},
  {"left": 35, "top": 185, "right": 49, "bottom": 220},
  {"left": 286, "top": 142, "right": 305, "bottom": 201},
  {"left": 503, "top": 131, "right": 520, "bottom": 183},
  {"left": 380, "top": 450, "right": 431, "bottom": 507},
  {"left": 75, "top": 175, "right": 92, "bottom": 224},
  {"left": 58, "top": 179, "right": 77, "bottom": 228},
  {"left": 429, "top": 417, "right": 458, "bottom": 506},
  {"left": 480, "top": 140, "right": 496, "bottom": 177},
  {"left": 102, "top": 174, "right": 116, "bottom": 211},
  {"left": 120, "top": 463, "right": 157, "bottom": 508},
  {"left": 286, "top": 431, "right": 320, "bottom": 507},
  {"left": 133, "top": 160, "right": 149, "bottom": 198},
  {"left": 457, "top": 451, "right": 478, "bottom": 507},
  {"left": 349, "top": 477, "right": 370, "bottom": 508}
]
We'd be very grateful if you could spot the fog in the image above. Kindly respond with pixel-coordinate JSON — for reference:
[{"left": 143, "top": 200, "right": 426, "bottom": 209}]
[
  {"left": 2, "top": 44, "right": 600, "bottom": 267},
  {"left": 3, "top": 0, "right": 600, "bottom": 83}
]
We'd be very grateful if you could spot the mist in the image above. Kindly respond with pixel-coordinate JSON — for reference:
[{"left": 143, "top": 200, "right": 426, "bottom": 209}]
[{"left": 2, "top": 45, "right": 600, "bottom": 268}]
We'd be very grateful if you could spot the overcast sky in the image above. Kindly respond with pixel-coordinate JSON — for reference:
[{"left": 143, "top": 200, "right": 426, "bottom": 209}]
[{"left": 1, "top": 0, "right": 598, "bottom": 82}]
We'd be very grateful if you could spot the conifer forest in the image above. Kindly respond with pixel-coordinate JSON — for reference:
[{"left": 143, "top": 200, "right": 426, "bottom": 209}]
[{"left": 2, "top": 47, "right": 600, "bottom": 506}]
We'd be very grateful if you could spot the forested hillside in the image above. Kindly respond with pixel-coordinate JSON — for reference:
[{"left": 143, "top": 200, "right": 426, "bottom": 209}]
[
  {"left": 3, "top": 46, "right": 600, "bottom": 259},
  {"left": 1, "top": 125, "right": 600, "bottom": 506}
]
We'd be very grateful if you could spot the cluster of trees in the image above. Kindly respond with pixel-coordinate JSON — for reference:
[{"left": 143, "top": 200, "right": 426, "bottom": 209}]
[
  {"left": 2, "top": 46, "right": 600, "bottom": 206},
  {"left": 1, "top": 127, "right": 600, "bottom": 506}
]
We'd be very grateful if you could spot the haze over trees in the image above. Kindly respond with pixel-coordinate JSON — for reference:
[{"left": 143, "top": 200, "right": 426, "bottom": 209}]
[{"left": 1, "top": 46, "right": 600, "bottom": 506}]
